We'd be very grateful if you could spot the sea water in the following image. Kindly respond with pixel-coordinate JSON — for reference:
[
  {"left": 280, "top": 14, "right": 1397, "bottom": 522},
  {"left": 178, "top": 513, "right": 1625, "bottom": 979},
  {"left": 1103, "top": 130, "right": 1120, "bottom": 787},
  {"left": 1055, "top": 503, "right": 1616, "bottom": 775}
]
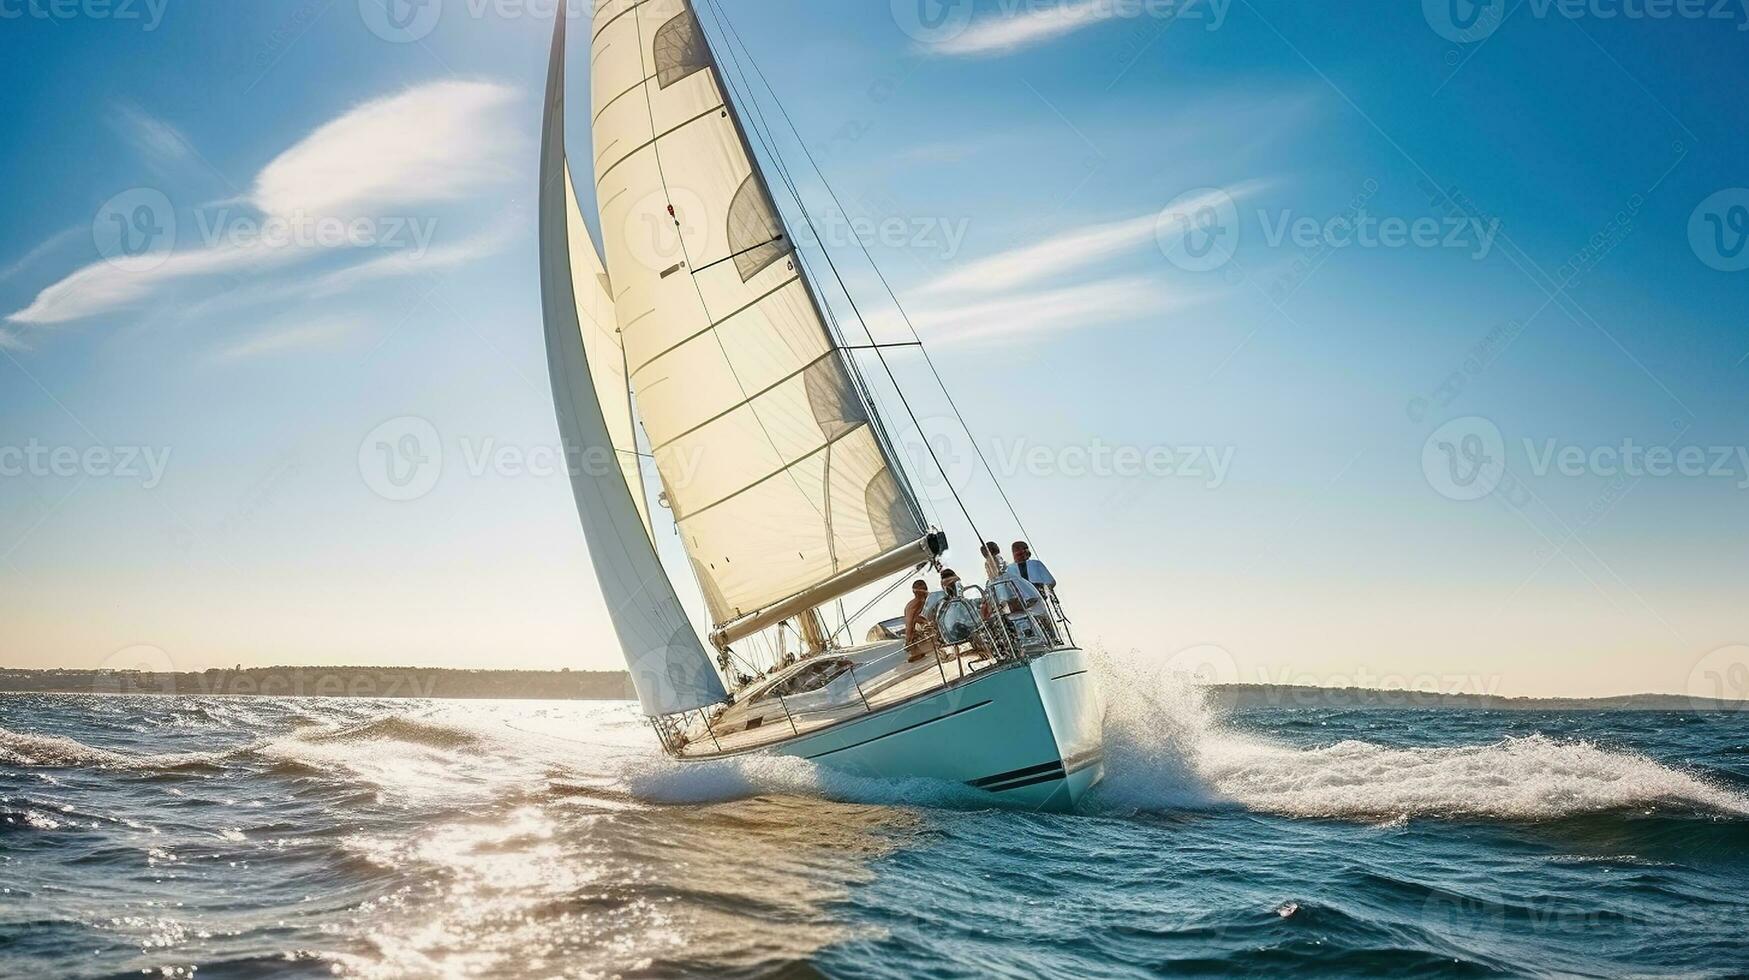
[{"left": 3, "top": 653, "right": 1747, "bottom": 978}]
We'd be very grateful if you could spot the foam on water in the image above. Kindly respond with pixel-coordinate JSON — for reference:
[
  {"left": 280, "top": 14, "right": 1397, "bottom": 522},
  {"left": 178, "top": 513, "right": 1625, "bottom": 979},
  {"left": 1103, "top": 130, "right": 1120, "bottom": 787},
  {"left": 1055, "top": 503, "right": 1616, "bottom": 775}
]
[
  {"left": 6, "top": 671, "right": 1746, "bottom": 825},
  {"left": 1091, "top": 649, "right": 1749, "bottom": 821}
]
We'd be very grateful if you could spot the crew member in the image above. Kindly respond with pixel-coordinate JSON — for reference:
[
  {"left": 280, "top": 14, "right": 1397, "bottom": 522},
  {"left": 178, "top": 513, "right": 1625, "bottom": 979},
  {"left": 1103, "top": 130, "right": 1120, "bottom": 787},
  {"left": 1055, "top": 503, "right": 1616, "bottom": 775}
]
[
  {"left": 902, "top": 578, "right": 936, "bottom": 662},
  {"left": 981, "top": 540, "right": 1006, "bottom": 581},
  {"left": 1006, "top": 541, "right": 1057, "bottom": 603}
]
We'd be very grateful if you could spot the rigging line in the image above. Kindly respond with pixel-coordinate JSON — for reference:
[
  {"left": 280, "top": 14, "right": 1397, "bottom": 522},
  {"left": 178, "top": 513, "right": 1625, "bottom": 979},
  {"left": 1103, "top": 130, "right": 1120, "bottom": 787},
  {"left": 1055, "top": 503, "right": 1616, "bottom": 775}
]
[
  {"left": 701, "top": 0, "right": 977, "bottom": 547},
  {"left": 626, "top": 7, "right": 829, "bottom": 531},
  {"left": 824, "top": 567, "right": 915, "bottom": 647},
  {"left": 710, "top": 2, "right": 1032, "bottom": 549},
  {"left": 741, "top": 108, "right": 926, "bottom": 534},
  {"left": 698, "top": 1, "right": 937, "bottom": 538},
  {"left": 691, "top": 0, "right": 909, "bottom": 498}
]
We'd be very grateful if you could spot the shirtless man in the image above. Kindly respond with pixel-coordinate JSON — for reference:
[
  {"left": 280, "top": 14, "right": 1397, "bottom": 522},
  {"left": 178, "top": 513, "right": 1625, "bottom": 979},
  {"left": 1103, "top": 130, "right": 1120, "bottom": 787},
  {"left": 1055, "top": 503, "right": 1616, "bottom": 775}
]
[{"left": 902, "top": 578, "right": 935, "bottom": 662}]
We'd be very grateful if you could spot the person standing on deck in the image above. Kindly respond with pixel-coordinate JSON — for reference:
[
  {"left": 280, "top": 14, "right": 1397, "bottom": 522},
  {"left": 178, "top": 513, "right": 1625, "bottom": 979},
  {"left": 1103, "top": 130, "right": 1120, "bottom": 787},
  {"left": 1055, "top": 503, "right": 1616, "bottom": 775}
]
[
  {"left": 1003, "top": 541, "right": 1060, "bottom": 645},
  {"left": 981, "top": 541, "right": 1006, "bottom": 582},
  {"left": 1006, "top": 541, "right": 1057, "bottom": 603}
]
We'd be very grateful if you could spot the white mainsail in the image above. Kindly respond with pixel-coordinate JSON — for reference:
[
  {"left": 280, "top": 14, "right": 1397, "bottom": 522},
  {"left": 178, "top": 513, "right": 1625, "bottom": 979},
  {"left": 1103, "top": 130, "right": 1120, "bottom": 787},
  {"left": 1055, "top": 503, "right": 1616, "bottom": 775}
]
[
  {"left": 540, "top": 11, "right": 728, "bottom": 715},
  {"left": 587, "top": 0, "right": 931, "bottom": 637}
]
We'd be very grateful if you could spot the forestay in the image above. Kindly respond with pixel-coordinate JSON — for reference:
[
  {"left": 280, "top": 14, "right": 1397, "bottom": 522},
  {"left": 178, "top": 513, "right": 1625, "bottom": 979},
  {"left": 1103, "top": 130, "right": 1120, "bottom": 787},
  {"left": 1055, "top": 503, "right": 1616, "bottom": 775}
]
[
  {"left": 540, "top": 12, "right": 728, "bottom": 715},
  {"left": 588, "top": 0, "right": 928, "bottom": 629}
]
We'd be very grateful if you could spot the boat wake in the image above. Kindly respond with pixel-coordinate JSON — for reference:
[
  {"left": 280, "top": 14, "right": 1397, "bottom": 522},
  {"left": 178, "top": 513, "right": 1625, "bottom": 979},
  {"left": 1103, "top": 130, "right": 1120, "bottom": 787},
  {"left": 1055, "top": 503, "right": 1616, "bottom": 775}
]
[
  {"left": 1089, "top": 649, "right": 1749, "bottom": 823},
  {"left": 5, "top": 672, "right": 1745, "bottom": 827}
]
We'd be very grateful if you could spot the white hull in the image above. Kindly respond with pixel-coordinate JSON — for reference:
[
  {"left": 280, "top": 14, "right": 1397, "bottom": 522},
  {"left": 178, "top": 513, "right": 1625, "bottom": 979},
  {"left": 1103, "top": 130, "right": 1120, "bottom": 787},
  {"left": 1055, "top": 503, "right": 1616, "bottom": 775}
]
[{"left": 686, "top": 648, "right": 1104, "bottom": 812}]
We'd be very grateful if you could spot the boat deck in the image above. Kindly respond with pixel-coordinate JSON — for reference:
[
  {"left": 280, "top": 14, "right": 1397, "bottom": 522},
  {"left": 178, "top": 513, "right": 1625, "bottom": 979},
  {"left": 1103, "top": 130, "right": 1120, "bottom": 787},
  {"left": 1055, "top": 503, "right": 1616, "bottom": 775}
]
[{"left": 677, "top": 641, "right": 1004, "bottom": 758}]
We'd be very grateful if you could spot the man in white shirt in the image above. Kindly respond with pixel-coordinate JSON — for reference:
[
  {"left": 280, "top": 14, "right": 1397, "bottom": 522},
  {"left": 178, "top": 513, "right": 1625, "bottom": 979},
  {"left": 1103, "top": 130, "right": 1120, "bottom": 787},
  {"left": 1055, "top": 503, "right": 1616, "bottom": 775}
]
[
  {"left": 999, "top": 541, "right": 1060, "bottom": 646},
  {"left": 1005, "top": 540, "right": 1057, "bottom": 602}
]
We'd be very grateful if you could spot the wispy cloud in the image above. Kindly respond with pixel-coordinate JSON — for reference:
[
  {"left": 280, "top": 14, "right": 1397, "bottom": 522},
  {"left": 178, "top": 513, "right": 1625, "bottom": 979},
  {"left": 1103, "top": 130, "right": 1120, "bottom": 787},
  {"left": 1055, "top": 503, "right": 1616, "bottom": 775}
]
[
  {"left": 0, "top": 226, "right": 83, "bottom": 284},
  {"left": 897, "top": 277, "right": 1199, "bottom": 348},
  {"left": 251, "top": 80, "right": 518, "bottom": 219},
  {"left": 8, "top": 238, "right": 304, "bottom": 326},
  {"left": 107, "top": 103, "right": 194, "bottom": 171},
  {"left": 920, "top": 182, "right": 1267, "bottom": 296},
  {"left": 933, "top": 0, "right": 1128, "bottom": 57},
  {"left": 175, "top": 217, "right": 519, "bottom": 322},
  {"left": 204, "top": 316, "right": 359, "bottom": 364},
  {"left": 8, "top": 80, "right": 519, "bottom": 327},
  {"left": 0, "top": 327, "right": 28, "bottom": 351},
  {"left": 920, "top": 212, "right": 1158, "bottom": 296}
]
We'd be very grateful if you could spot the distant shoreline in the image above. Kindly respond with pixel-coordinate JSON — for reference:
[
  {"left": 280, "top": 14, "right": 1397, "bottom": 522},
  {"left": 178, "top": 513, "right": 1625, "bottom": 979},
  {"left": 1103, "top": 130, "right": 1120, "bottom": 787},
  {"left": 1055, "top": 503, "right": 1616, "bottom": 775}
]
[
  {"left": 0, "top": 667, "right": 1741, "bottom": 710},
  {"left": 1210, "top": 683, "right": 1744, "bottom": 713}
]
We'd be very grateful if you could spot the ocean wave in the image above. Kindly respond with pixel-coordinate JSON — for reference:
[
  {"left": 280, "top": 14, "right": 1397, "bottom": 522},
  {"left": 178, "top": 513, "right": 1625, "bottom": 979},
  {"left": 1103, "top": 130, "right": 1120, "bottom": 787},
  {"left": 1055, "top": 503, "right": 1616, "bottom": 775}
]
[
  {"left": 1090, "top": 650, "right": 1749, "bottom": 822},
  {"left": 0, "top": 726, "right": 233, "bottom": 772},
  {"left": 292, "top": 714, "right": 484, "bottom": 751}
]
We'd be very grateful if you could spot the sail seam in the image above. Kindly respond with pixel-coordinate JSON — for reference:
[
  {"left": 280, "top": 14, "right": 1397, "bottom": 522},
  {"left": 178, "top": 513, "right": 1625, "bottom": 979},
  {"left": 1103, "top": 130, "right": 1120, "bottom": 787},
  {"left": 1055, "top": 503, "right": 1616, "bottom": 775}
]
[
  {"left": 592, "top": 70, "right": 661, "bottom": 123},
  {"left": 671, "top": 422, "right": 868, "bottom": 524},
  {"left": 591, "top": 0, "right": 650, "bottom": 43},
  {"left": 628, "top": 1, "right": 830, "bottom": 536},
  {"left": 594, "top": 102, "right": 728, "bottom": 188},
  {"left": 627, "top": 272, "right": 799, "bottom": 377},
  {"left": 646, "top": 348, "right": 836, "bottom": 454},
  {"left": 705, "top": 2, "right": 936, "bottom": 540}
]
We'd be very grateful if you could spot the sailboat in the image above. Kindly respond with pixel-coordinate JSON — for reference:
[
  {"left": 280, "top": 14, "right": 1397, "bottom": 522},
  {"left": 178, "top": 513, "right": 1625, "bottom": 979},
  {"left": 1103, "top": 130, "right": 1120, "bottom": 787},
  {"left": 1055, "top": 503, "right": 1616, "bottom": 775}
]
[{"left": 537, "top": 1, "right": 1103, "bottom": 811}]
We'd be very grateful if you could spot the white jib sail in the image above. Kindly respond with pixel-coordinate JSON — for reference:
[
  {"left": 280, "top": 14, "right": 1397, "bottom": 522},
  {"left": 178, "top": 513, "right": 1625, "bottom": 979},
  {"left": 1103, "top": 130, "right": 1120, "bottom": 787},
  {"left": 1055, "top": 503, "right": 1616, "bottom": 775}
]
[
  {"left": 588, "top": 0, "right": 928, "bottom": 630},
  {"left": 541, "top": 11, "right": 728, "bottom": 715}
]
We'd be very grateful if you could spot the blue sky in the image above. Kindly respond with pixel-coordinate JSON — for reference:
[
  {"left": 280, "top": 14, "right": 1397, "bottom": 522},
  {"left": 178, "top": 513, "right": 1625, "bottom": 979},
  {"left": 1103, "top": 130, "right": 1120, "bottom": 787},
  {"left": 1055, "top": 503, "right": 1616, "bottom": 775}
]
[{"left": 1, "top": 0, "right": 1745, "bottom": 697}]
